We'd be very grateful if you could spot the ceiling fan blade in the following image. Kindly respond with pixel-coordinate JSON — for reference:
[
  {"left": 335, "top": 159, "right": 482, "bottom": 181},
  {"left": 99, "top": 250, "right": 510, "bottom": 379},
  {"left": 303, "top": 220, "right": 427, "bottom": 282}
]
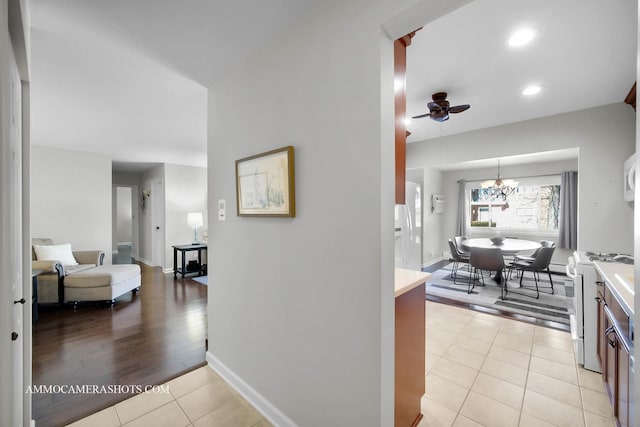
[
  {"left": 427, "top": 101, "right": 442, "bottom": 111},
  {"left": 449, "top": 104, "right": 470, "bottom": 113},
  {"left": 411, "top": 113, "right": 432, "bottom": 119}
]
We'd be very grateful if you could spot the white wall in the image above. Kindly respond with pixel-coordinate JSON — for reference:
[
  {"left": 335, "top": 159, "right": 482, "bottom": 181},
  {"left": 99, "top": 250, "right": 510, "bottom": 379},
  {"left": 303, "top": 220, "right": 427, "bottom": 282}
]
[
  {"left": 31, "top": 145, "right": 112, "bottom": 263},
  {"left": 408, "top": 103, "right": 636, "bottom": 255},
  {"left": 204, "top": 1, "right": 472, "bottom": 424},
  {"left": 164, "top": 163, "right": 207, "bottom": 270}
]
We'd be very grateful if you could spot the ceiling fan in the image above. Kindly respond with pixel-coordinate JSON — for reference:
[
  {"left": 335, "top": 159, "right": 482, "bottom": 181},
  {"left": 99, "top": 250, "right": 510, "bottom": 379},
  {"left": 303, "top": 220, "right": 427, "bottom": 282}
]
[{"left": 412, "top": 92, "right": 470, "bottom": 122}]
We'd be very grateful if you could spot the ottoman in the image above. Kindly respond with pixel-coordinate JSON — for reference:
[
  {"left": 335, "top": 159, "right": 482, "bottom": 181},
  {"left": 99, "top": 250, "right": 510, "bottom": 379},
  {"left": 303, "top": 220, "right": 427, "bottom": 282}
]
[{"left": 64, "top": 264, "right": 141, "bottom": 304}]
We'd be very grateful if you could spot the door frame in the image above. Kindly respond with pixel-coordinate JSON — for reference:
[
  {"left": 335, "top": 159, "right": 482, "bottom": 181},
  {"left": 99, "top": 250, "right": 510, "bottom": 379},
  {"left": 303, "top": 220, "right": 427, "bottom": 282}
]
[
  {"left": 151, "top": 179, "right": 165, "bottom": 268},
  {"left": 113, "top": 184, "right": 140, "bottom": 261},
  {"left": 2, "top": 1, "right": 31, "bottom": 425}
]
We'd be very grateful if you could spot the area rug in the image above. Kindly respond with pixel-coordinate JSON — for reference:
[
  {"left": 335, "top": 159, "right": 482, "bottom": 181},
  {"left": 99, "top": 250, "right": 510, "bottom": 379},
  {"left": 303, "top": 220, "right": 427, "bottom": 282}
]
[
  {"left": 191, "top": 276, "right": 207, "bottom": 285},
  {"left": 426, "top": 263, "right": 574, "bottom": 326}
]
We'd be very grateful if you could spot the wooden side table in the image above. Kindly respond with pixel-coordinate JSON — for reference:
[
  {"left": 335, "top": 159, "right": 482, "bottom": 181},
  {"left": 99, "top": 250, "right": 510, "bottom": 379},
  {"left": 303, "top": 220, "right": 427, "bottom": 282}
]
[{"left": 173, "top": 244, "right": 207, "bottom": 278}]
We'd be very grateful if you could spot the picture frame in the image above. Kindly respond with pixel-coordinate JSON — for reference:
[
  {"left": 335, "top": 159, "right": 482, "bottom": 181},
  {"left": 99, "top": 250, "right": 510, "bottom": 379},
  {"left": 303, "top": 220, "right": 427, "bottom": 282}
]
[{"left": 235, "top": 146, "right": 295, "bottom": 217}]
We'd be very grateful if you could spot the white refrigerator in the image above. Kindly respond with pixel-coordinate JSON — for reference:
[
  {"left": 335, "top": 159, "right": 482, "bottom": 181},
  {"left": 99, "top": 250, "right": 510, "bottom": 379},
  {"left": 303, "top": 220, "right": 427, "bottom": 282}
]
[{"left": 395, "top": 182, "right": 422, "bottom": 270}]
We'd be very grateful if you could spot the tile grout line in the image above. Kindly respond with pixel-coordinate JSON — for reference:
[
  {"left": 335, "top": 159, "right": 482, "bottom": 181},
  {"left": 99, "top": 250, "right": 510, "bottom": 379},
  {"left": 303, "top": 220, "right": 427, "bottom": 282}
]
[
  {"left": 426, "top": 303, "right": 601, "bottom": 427},
  {"left": 455, "top": 310, "right": 489, "bottom": 426},
  {"left": 518, "top": 333, "right": 534, "bottom": 427}
]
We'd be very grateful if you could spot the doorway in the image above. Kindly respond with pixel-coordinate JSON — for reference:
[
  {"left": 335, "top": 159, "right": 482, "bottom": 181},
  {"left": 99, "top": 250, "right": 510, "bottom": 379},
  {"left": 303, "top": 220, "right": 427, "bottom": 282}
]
[{"left": 113, "top": 185, "right": 141, "bottom": 264}]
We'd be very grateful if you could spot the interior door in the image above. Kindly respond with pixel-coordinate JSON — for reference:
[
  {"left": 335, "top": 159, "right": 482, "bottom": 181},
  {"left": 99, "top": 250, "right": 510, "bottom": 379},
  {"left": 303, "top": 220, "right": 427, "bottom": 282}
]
[
  {"left": 10, "top": 56, "right": 23, "bottom": 427},
  {"left": 1, "top": 37, "right": 24, "bottom": 427}
]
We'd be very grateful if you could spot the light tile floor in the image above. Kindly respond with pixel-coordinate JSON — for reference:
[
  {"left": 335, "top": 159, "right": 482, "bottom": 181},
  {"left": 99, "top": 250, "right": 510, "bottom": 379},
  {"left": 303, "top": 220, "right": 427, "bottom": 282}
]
[
  {"left": 69, "top": 301, "right": 614, "bottom": 427},
  {"left": 67, "top": 366, "right": 272, "bottom": 427},
  {"left": 420, "top": 301, "right": 615, "bottom": 427}
]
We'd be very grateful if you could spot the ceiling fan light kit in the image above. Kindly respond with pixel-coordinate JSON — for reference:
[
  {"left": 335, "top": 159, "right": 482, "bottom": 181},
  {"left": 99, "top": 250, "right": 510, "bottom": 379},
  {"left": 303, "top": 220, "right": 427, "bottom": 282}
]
[{"left": 411, "top": 92, "right": 470, "bottom": 122}]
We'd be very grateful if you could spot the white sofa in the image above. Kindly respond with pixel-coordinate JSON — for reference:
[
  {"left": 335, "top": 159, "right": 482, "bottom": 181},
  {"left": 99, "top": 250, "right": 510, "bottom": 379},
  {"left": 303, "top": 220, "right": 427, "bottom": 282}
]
[
  {"left": 32, "top": 238, "right": 105, "bottom": 304},
  {"left": 64, "top": 264, "right": 141, "bottom": 305},
  {"left": 32, "top": 238, "right": 141, "bottom": 305}
]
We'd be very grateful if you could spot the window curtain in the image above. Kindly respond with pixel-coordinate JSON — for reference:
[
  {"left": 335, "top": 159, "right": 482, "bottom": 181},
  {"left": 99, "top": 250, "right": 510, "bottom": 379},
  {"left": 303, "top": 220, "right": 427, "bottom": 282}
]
[
  {"left": 456, "top": 180, "right": 466, "bottom": 236},
  {"left": 558, "top": 171, "right": 578, "bottom": 249}
]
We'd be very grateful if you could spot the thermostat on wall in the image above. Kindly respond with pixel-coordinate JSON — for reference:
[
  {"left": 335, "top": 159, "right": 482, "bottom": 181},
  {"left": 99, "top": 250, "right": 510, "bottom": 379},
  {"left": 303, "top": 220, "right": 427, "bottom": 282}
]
[{"left": 432, "top": 194, "right": 445, "bottom": 214}]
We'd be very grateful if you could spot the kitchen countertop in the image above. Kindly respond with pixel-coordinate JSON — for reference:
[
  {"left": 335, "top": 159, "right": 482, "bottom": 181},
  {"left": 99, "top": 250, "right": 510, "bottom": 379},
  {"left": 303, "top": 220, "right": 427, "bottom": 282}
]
[
  {"left": 593, "top": 261, "right": 634, "bottom": 314},
  {"left": 395, "top": 268, "right": 430, "bottom": 297}
]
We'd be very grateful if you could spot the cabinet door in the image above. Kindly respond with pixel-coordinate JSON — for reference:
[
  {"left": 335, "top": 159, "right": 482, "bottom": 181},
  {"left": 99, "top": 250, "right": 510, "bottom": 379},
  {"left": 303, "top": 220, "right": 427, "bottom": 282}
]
[
  {"left": 596, "top": 294, "right": 606, "bottom": 372},
  {"left": 617, "top": 340, "right": 630, "bottom": 427},
  {"left": 604, "top": 324, "right": 616, "bottom": 402}
]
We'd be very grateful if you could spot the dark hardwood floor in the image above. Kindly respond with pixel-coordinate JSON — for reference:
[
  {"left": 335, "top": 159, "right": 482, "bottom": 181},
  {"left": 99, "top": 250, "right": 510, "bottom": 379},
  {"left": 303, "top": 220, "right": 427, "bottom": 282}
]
[{"left": 32, "top": 264, "right": 207, "bottom": 427}]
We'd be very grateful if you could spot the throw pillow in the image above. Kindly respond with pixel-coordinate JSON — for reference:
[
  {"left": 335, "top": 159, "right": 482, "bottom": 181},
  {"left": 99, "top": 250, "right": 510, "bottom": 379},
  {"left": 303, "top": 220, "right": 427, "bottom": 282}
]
[{"left": 33, "top": 243, "right": 79, "bottom": 266}]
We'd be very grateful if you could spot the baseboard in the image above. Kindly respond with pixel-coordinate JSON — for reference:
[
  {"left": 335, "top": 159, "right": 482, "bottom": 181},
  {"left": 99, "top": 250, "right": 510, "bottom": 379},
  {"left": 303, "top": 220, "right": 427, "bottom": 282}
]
[
  {"left": 134, "top": 256, "right": 154, "bottom": 267},
  {"left": 422, "top": 256, "right": 445, "bottom": 269},
  {"left": 206, "top": 351, "right": 297, "bottom": 427}
]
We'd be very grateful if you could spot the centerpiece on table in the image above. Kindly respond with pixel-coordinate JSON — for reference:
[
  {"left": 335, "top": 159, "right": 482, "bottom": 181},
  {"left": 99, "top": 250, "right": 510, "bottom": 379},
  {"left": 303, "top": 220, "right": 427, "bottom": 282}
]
[{"left": 490, "top": 232, "right": 505, "bottom": 245}]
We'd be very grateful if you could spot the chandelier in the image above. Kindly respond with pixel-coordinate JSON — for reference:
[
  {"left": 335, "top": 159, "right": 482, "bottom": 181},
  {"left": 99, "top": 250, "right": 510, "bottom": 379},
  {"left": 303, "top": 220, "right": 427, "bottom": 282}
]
[{"left": 480, "top": 160, "right": 518, "bottom": 200}]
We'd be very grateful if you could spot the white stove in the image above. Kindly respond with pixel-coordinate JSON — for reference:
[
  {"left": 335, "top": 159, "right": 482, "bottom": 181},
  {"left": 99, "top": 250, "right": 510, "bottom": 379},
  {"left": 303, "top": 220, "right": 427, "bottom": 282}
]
[
  {"left": 567, "top": 251, "right": 633, "bottom": 372},
  {"left": 584, "top": 251, "right": 634, "bottom": 264}
]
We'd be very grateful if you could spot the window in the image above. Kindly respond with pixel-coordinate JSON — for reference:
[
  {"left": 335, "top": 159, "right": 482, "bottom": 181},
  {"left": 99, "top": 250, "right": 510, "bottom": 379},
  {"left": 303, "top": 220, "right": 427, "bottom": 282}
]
[{"left": 468, "top": 176, "right": 560, "bottom": 230}]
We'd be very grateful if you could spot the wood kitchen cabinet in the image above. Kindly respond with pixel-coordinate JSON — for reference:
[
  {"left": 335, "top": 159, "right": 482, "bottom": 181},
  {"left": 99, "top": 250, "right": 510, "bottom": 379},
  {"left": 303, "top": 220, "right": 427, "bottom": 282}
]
[
  {"left": 617, "top": 340, "right": 630, "bottom": 427},
  {"left": 596, "top": 285, "right": 606, "bottom": 369},
  {"left": 596, "top": 279, "right": 631, "bottom": 427},
  {"left": 394, "top": 268, "right": 429, "bottom": 427}
]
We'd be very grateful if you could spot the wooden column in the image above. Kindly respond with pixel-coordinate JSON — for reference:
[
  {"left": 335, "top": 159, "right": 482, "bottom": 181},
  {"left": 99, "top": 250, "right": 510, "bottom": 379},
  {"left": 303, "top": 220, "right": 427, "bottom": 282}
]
[
  {"left": 394, "top": 31, "right": 418, "bottom": 205},
  {"left": 624, "top": 82, "right": 636, "bottom": 110}
]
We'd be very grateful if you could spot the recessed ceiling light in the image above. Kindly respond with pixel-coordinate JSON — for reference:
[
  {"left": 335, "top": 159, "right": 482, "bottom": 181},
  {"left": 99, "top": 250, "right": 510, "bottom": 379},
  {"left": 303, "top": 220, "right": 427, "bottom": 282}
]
[
  {"left": 508, "top": 28, "right": 538, "bottom": 47},
  {"left": 404, "top": 117, "right": 412, "bottom": 126},
  {"left": 522, "top": 85, "right": 542, "bottom": 96}
]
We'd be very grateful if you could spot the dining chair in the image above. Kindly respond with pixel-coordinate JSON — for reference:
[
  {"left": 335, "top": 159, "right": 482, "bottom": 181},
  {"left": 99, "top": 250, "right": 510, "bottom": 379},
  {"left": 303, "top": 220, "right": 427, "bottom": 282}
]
[
  {"left": 448, "top": 239, "right": 470, "bottom": 284},
  {"left": 514, "top": 240, "right": 555, "bottom": 263},
  {"left": 453, "top": 236, "right": 469, "bottom": 255},
  {"left": 508, "top": 246, "right": 556, "bottom": 299},
  {"left": 468, "top": 247, "right": 506, "bottom": 299},
  {"left": 511, "top": 240, "right": 555, "bottom": 284}
]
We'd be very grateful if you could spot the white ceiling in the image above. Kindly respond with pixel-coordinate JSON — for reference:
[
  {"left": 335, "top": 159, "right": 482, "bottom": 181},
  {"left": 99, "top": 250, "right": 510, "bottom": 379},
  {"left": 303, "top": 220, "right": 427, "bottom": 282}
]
[
  {"left": 28, "top": 0, "right": 315, "bottom": 169},
  {"left": 27, "top": 0, "right": 637, "bottom": 171},
  {"left": 433, "top": 148, "right": 579, "bottom": 172},
  {"left": 406, "top": 0, "right": 637, "bottom": 147}
]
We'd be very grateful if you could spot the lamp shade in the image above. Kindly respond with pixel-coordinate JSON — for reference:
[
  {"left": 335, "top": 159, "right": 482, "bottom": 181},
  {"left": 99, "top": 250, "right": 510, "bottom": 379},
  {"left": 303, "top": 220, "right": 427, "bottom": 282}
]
[{"left": 187, "top": 212, "right": 203, "bottom": 228}]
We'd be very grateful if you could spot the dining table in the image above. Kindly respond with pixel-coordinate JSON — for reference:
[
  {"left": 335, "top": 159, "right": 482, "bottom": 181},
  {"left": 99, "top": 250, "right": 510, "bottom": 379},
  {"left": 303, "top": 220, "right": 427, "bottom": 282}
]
[{"left": 460, "top": 237, "right": 541, "bottom": 283}]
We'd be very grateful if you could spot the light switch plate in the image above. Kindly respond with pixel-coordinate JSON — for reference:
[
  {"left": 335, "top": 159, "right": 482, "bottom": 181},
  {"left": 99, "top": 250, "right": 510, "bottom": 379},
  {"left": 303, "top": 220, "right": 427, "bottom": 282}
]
[{"left": 218, "top": 199, "right": 227, "bottom": 220}]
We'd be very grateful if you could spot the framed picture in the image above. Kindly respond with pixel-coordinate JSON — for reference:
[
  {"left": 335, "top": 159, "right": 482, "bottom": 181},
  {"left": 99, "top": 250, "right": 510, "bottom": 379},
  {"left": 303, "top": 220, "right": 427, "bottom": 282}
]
[{"left": 235, "top": 146, "right": 295, "bottom": 217}]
